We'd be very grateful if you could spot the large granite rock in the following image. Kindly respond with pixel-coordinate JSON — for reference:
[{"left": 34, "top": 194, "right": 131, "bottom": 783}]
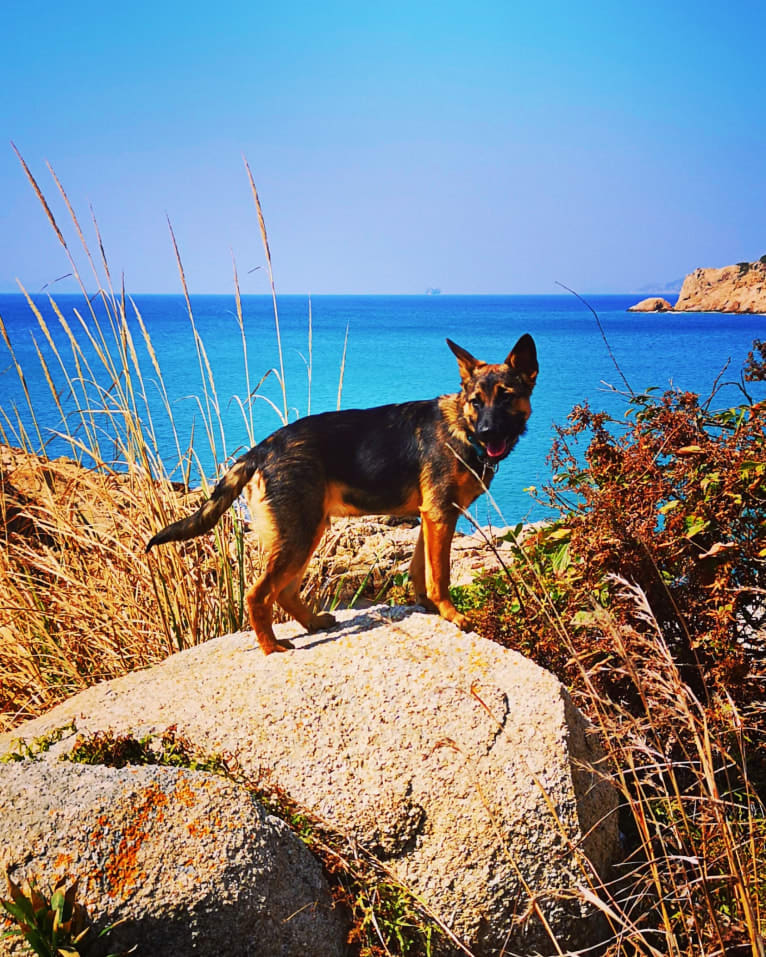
[
  {"left": 0, "top": 762, "right": 345, "bottom": 957},
  {"left": 673, "top": 260, "right": 766, "bottom": 313},
  {"left": 1, "top": 607, "right": 619, "bottom": 955},
  {"left": 627, "top": 296, "right": 674, "bottom": 312}
]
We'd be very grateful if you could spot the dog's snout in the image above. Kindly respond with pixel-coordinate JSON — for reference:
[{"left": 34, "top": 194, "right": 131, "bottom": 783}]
[
  {"left": 476, "top": 409, "right": 502, "bottom": 438},
  {"left": 476, "top": 422, "right": 498, "bottom": 439}
]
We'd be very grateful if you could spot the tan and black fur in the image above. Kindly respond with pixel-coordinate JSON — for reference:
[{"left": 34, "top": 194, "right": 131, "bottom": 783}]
[{"left": 146, "top": 335, "right": 538, "bottom": 654}]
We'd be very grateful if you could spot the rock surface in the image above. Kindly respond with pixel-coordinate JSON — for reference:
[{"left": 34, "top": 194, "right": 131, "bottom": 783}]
[
  {"left": 627, "top": 296, "right": 674, "bottom": 312},
  {"left": 313, "top": 516, "right": 534, "bottom": 606},
  {"left": 0, "top": 761, "right": 345, "bottom": 957},
  {"left": 673, "top": 260, "right": 766, "bottom": 313},
  {"left": 1, "top": 607, "right": 618, "bottom": 955}
]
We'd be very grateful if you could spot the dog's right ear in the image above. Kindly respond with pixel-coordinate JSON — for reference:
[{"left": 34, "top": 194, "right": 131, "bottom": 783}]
[
  {"left": 446, "top": 338, "right": 480, "bottom": 384},
  {"left": 506, "top": 334, "right": 539, "bottom": 386}
]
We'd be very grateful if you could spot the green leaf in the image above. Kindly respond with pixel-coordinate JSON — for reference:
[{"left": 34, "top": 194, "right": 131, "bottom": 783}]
[
  {"left": 659, "top": 499, "right": 681, "bottom": 514},
  {"left": 551, "top": 542, "right": 571, "bottom": 575},
  {"left": 684, "top": 515, "right": 709, "bottom": 538},
  {"left": 23, "top": 926, "right": 53, "bottom": 957},
  {"left": 571, "top": 610, "right": 602, "bottom": 628},
  {"left": 50, "top": 889, "right": 65, "bottom": 926},
  {"left": 2, "top": 893, "right": 35, "bottom": 924}
]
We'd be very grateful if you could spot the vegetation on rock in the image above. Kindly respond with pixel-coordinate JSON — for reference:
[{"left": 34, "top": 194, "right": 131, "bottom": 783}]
[{"left": 455, "top": 346, "right": 765, "bottom": 956}]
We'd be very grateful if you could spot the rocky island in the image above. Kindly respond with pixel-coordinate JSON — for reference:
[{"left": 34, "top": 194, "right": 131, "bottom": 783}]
[{"left": 630, "top": 256, "right": 766, "bottom": 314}]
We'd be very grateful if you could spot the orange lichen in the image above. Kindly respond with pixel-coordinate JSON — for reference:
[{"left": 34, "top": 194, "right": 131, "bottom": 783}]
[
  {"left": 53, "top": 852, "right": 73, "bottom": 871},
  {"left": 101, "top": 783, "right": 170, "bottom": 896},
  {"left": 173, "top": 778, "right": 198, "bottom": 809},
  {"left": 186, "top": 821, "right": 209, "bottom": 839}
]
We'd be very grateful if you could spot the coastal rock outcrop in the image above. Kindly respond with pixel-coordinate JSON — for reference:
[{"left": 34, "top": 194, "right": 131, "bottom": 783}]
[
  {"left": 628, "top": 296, "right": 674, "bottom": 312},
  {"left": 0, "top": 761, "right": 345, "bottom": 957},
  {"left": 0, "top": 607, "right": 618, "bottom": 956},
  {"left": 673, "top": 259, "right": 766, "bottom": 313},
  {"left": 628, "top": 258, "right": 766, "bottom": 314}
]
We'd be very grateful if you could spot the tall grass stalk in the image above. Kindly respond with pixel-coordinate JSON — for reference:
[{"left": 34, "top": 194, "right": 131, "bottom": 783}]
[
  {"left": 336, "top": 320, "right": 349, "bottom": 411},
  {"left": 0, "top": 155, "right": 310, "bottom": 730},
  {"left": 244, "top": 157, "right": 288, "bottom": 424}
]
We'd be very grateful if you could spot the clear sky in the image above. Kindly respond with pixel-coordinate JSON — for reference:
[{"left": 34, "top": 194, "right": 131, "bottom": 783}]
[{"left": 2, "top": 0, "right": 765, "bottom": 295}]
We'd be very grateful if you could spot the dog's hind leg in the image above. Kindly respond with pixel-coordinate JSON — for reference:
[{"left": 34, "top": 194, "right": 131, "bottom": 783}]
[
  {"left": 245, "top": 511, "right": 335, "bottom": 654},
  {"left": 275, "top": 515, "right": 336, "bottom": 633},
  {"left": 278, "top": 579, "right": 336, "bottom": 633},
  {"left": 247, "top": 550, "right": 326, "bottom": 654},
  {"left": 246, "top": 560, "right": 298, "bottom": 655}
]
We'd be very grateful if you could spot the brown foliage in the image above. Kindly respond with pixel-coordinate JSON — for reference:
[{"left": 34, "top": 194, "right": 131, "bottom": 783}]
[
  {"left": 473, "top": 369, "right": 765, "bottom": 760},
  {"left": 462, "top": 343, "right": 766, "bottom": 955}
]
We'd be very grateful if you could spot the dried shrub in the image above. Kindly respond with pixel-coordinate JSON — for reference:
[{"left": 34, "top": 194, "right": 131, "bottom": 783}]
[{"left": 462, "top": 341, "right": 766, "bottom": 955}]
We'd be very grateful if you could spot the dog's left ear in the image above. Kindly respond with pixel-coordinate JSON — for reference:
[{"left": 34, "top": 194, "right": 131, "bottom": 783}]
[
  {"left": 505, "top": 334, "right": 538, "bottom": 386},
  {"left": 446, "top": 338, "right": 481, "bottom": 384}
]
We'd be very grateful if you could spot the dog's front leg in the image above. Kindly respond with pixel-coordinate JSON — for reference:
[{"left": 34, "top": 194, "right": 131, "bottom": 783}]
[
  {"left": 420, "top": 511, "right": 471, "bottom": 631},
  {"left": 409, "top": 526, "right": 437, "bottom": 613}
]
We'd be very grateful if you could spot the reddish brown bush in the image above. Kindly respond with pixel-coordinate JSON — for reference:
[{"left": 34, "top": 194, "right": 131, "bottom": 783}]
[{"left": 460, "top": 342, "right": 766, "bottom": 955}]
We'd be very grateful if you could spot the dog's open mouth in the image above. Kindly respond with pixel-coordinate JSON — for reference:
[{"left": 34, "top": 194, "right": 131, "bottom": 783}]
[{"left": 485, "top": 438, "right": 509, "bottom": 460}]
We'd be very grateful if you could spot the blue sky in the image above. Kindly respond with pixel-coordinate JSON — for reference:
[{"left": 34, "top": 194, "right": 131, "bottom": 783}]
[{"left": 2, "top": 0, "right": 765, "bottom": 294}]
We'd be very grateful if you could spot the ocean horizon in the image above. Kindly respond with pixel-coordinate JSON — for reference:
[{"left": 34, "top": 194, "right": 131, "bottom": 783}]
[{"left": 1, "top": 292, "right": 763, "bottom": 528}]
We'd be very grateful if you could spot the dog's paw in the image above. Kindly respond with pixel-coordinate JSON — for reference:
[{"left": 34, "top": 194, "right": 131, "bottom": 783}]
[
  {"left": 439, "top": 605, "right": 472, "bottom": 632},
  {"left": 415, "top": 594, "right": 439, "bottom": 614},
  {"left": 452, "top": 612, "right": 472, "bottom": 632},
  {"left": 259, "top": 636, "right": 295, "bottom": 654}
]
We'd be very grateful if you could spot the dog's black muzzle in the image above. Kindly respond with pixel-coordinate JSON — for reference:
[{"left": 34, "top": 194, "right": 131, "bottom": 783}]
[{"left": 475, "top": 410, "right": 527, "bottom": 461}]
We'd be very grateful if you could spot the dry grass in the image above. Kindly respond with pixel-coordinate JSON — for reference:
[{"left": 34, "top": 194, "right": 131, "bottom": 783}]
[
  {"left": 0, "top": 155, "right": 280, "bottom": 731},
  {"left": 565, "top": 581, "right": 764, "bottom": 957},
  {"left": 2, "top": 155, "right": 764, "bottom": 955}
]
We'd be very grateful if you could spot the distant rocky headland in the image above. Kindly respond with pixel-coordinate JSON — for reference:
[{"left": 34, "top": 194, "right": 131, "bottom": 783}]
[{"left": 630, "top": 257, "right": 766, "bottom": 314}]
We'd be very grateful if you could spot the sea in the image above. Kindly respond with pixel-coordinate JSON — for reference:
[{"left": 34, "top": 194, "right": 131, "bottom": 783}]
[{"left": 0, "top": 292, "right": 763, "bottom": 529}]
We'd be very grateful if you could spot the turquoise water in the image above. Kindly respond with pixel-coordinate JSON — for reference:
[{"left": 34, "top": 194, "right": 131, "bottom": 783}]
[{"left": 1, "top": 293, "right": 763, "bottom": 527}]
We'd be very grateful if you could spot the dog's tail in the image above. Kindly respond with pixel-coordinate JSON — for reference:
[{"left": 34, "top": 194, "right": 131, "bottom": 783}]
[{"left": 146, "top": 454, "right": 257, "bottom": 553}]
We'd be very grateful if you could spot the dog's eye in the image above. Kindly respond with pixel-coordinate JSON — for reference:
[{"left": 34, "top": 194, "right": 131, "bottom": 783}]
[{"left": 470, "top": 397, "right": 483, "bottom": 409}]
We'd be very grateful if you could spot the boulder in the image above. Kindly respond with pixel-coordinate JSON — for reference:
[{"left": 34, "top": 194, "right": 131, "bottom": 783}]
[
  {"left": 311, "top": 517, "right": 534, "bottom": 605},
  {"left": 0, "top": 761, "right": 345, "bottom": 957},
  {"left": 1, "top": 607, "right": 619, "bottom": 955},
  {"left": 627, "top": 296, "right": 674, "bottom": 312}
]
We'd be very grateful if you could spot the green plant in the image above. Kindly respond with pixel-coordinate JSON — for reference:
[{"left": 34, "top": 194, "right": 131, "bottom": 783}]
[
  {"left": 1, "top": 723, "right": 76, "bottom": 763},
  {"left": 59, "top": 731, "right": 445, "bottom": 956},
  {"left": 65, "top": 726, "right": 228, "bottom": 775},
  {"left": 464, "top": 342, "right": 766, "bottom": 955},
  {"left": 1, "top": 871, "right": 126, "bottom": 957}
]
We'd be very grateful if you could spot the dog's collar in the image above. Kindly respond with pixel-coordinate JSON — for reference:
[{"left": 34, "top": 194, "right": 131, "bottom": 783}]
[{"left": 467, "top": 434, "right": 500, "bottom": 475}]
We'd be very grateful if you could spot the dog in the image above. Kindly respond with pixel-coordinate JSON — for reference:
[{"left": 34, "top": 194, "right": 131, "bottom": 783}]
[{"left": 146, "top": 334, "right": 538, "bottom": 654}]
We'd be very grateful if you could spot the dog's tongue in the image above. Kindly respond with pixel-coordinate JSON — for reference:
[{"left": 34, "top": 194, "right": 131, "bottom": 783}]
[{"left": 486, "top": 439, "right": 508, "bottom": 459}]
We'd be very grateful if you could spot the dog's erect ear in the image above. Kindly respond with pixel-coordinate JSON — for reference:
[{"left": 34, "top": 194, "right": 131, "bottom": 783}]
[
  {"left": 446, "top": 338, "right": 481, "bottom": 384},
  {"left": 505, "top": 334, "right": 538, "bottom": 386}
]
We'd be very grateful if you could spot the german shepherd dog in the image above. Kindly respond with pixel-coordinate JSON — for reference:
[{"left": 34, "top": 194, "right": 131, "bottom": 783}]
[{"left": 147, "top": 335, "right": 538, "bottom": 654}]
